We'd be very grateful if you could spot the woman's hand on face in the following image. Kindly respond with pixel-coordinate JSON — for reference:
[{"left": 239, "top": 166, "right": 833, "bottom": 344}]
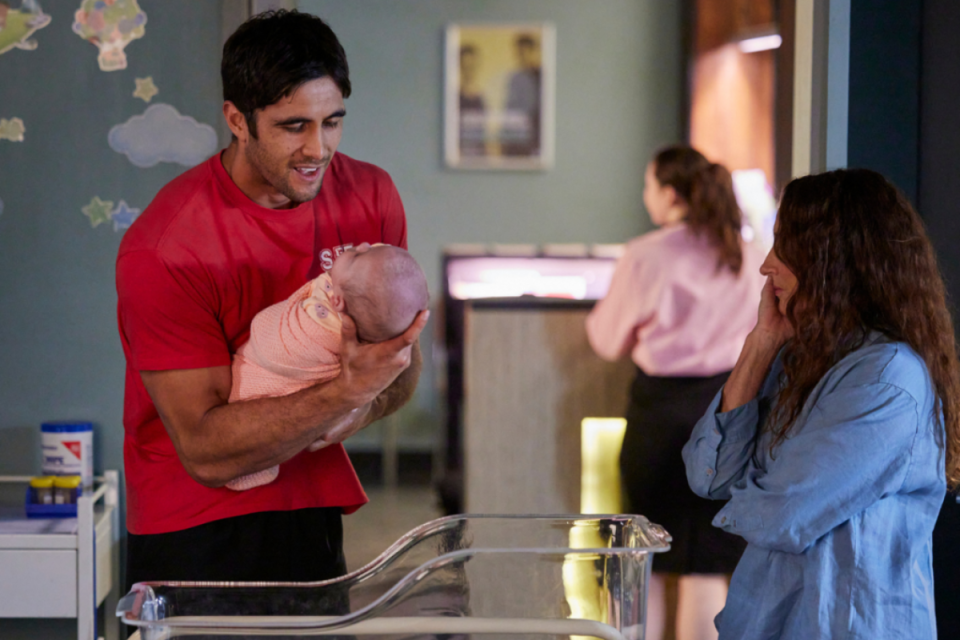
[
  {"left": 753, "top": 277, "right": 794, "bottom": 349},
  {"left": 721, "top": 277, "right": 793, "bottom": 412}
]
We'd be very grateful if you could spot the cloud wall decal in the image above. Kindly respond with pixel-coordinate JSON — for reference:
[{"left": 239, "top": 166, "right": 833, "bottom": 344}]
[{"left": 108, "top": 103, "right": 218, "bottom": 168}]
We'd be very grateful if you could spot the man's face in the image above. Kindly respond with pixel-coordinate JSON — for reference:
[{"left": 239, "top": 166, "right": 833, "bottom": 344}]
[
  {"left": 517, "top": 41, "right": 539, "bottom": 69},
  {"left": 460, "top": 50, "right": 479, "bottom": 84},
  {"left": 242, "top": 76, "right": 346, "bottom": 207}
]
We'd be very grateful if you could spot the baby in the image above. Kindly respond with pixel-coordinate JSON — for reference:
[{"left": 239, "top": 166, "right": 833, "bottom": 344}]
[{"left": 226, "top": 243, "right": 429, "bottom": 491}]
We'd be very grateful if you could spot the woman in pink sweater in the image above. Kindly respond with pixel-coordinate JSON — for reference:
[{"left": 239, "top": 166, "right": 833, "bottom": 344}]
[{"left": 586, "top": 146, "right": 765, "bottom": 640}]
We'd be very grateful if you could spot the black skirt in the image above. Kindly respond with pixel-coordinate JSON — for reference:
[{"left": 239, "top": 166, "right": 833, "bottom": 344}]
[{"left": 620, "top": 367, "right": 746, "bottom": 574}]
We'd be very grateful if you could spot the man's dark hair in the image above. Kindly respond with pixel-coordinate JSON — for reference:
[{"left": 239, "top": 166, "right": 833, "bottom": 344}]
[
  {"left": 516, "top": 34, "right": 537, "bottom": 49},
  {"left": 221, "top": 9, "right": 351, "bottom": 138}
]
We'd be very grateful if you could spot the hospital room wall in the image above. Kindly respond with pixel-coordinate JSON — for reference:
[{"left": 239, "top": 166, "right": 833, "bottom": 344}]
[
  {"left": 297, "top": 0, "right": 685, "bottom": 453},
  {"left": 0, "top": 1, "right": 224, "bottom": 481},
  {"left": 0, "top": 0, "right": 683, "bottom": 485}
]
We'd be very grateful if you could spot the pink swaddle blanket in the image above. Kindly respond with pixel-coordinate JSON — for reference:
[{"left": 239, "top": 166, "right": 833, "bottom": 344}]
[{"left": 226, "top": 274, "right": 342, "bottom": 491}]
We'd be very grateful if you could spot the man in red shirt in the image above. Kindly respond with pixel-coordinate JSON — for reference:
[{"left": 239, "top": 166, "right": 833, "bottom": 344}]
[{"left": 115, "top": 10, "right": 427, "bottom": 589}]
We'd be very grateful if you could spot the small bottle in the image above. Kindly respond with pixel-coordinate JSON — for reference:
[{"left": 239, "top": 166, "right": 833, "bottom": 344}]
[
  {"left": 30, "top": 476, "right": 55, "bottom": 505},
  {"left": 53, "top": 475, "right": 82, "bottom": 505}
]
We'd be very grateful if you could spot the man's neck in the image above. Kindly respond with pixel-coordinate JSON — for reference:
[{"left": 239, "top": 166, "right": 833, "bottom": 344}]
[{"left": 220, "top": 142, "right": 294, "bottom": 210}]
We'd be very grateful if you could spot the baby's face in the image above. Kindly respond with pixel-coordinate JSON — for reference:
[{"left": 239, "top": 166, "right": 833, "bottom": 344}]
[{"left": 329, "top": 242, "right": 372, "bottom": 299}]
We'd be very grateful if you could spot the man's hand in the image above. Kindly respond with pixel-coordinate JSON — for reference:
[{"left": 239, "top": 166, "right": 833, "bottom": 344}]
[
  {"left": 311, "top": 311, "right": 428, "bottom": 449},
  {"left": 332, "top": 309, "right": 429, "bottom": 409}
]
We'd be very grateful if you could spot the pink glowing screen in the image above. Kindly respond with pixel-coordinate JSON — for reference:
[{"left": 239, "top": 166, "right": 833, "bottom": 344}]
[{"left": 445, "top": 256, "right": 619, "bottom": 301}]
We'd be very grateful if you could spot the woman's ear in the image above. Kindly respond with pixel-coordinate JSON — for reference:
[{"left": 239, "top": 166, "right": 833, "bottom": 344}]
[{"left": 664, "top": 184, "right": 681, "bottom": 208}]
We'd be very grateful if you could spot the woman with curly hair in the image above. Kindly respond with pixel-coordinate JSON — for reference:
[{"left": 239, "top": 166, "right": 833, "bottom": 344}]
[
  {"left": 683, "top": 168, "right": 960, "bottom": 639},
  {"left": 587, "top": 145, "right": 766, "bottom": 640}
]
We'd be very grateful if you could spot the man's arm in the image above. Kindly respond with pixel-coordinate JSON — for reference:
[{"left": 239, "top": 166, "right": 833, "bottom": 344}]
[
  {"left": 372, "top": 338, "right": 422, "bottom": 421},
  {"left": 308, "top": 338, "right": 423, "bottom": 450},
  {"left": 141, "top": 310, "right": 428, "bottom": 488}
]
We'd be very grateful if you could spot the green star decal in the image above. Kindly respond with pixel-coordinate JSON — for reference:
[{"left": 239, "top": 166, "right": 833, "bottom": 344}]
[
  {"left": 82, "top": 196, "right": 114, "bottom": 228},
  {"left": 133, "top": 77, "right": 158, "bottom": 103}
]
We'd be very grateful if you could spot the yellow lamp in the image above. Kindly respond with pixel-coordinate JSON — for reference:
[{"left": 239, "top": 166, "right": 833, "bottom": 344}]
[
  {"left": 580, "top": 417, "right": 627, "bottom": 514},
  {"left": 563, "top": 417, "right": 628, "bottom": 632}
]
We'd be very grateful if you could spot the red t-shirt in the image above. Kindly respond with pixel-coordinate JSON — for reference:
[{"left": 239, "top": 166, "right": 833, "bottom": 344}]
[{"left": 116, "top": 151, "right": 407, "bottom": 535}]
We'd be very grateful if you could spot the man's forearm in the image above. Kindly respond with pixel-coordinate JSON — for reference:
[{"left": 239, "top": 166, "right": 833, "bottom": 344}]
[
  {"left": 282, "top": 339, "right": 423, "bottom": 452},
  {"left": 368, "top": 339, "right": 422, "bottom": 423},
  {"left": 150, "top": 371, "right": 366, "bottom": 487},
  {"left": 199, "top": 338, "right": 423, "bottom": 481},
  {"left": 145, "top": 311, "right": 429, "bottom": 488}
]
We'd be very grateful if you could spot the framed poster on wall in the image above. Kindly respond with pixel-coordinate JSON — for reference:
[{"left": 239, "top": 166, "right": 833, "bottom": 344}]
[{"left": 444, "top": 23, "right": 556, "bottom": 170}]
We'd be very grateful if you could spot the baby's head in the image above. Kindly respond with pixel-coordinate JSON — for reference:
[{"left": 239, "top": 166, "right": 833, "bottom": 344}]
[{"left": 329, "top": 244, "right": 429, "bottom": 343}]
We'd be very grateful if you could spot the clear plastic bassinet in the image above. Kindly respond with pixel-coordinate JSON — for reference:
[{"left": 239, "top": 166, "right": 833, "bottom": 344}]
[{"left": 117, "top": 513, "right": 671, "bottom": 640}]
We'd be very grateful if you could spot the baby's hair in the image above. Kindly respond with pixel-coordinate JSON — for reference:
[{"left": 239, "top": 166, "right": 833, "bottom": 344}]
[{"left": 341, "top": 246, "right": 429, "bottom": 343}]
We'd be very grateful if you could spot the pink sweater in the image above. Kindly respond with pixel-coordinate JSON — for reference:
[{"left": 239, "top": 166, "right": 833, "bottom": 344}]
[
  {"left": 226, "top": 274, "right": 342, "bottom": 490},
  {"left": 586, "top": 224, "right": 766, "bottom": 377},
  {"left": 229, "top": 274, "right": 341, "bottom": 402}
]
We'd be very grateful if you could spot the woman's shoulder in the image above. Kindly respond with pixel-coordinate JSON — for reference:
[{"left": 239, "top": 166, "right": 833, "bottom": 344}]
[
  {"left": 626, "top": 224, "right": 699, "bottom": 256},
  {"left": 618, "top": 227, "right": 667, "bottom": 264},
  {"left": 615, "top": 227, "right": 698, "bottom": 282},
  {"left": 828, "top": 336, "right": 930, "bottom": 402}
]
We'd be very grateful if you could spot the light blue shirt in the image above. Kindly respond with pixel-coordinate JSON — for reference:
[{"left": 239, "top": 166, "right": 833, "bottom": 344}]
[{"left": 683, "top": 334, "right": 944, "bottom": 639}]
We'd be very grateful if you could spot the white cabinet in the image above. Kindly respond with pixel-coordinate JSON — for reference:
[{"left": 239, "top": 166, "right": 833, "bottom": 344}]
[{"left": 0, "top": 471, "right": 121, "bottom": 640}]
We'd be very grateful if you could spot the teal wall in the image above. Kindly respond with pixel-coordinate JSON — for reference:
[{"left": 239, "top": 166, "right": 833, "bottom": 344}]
[
  {"left": 0, "top": 0, "right": 223, "bottom": 470},
  {"left": 0, "top": 1, "right": 223, "bottom": 476},
  {"left": 299, "top": 0, "right": 684, "bottom": 449}
]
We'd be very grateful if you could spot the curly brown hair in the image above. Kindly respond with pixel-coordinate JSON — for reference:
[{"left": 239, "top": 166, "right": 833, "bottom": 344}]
[
  {"left": 771, "top": 168, "right": 960, "bottom": 489},
  {"left": 653, "top": 145, "right": 743, "bottom": 274}
]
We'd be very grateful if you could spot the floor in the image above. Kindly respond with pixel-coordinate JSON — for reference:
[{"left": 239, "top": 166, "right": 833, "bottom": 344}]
[{"left": 341, "top": 485, "right": 443, "bottom": 572}]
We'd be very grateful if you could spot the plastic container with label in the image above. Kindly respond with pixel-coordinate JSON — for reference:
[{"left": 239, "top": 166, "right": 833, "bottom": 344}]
[{"left": 41, "top": 421, "right": 93, "bottom": 489}]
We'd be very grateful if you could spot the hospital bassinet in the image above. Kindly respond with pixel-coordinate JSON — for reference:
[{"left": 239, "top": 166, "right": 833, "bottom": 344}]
[{"left": 118, "top": 513, "right": 670, "bottom": 640}]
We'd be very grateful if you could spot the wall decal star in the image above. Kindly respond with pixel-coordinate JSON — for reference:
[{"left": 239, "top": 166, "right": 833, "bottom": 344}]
[
  {"left": 133, "top": 76, "right": 158, "bottom": 102},
  {"left": 111, "top": 200, "right": 141, "bottom": 231},
  {"left": 82, "top": 196, "right": 114, "bottom": 228}
]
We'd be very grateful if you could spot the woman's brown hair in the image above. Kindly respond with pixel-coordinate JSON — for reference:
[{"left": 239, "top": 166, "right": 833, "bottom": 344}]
[
  {"left": 653, "top": 145, "right": 743, "bottom": 274},
  {"left": 772, "top": 168, "right": 960, "bottom": 489}
]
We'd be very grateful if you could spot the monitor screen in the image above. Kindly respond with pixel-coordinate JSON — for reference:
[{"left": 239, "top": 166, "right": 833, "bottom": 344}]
[{"left": 445, "top": 256, "right": 619, "bottom": 301}]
